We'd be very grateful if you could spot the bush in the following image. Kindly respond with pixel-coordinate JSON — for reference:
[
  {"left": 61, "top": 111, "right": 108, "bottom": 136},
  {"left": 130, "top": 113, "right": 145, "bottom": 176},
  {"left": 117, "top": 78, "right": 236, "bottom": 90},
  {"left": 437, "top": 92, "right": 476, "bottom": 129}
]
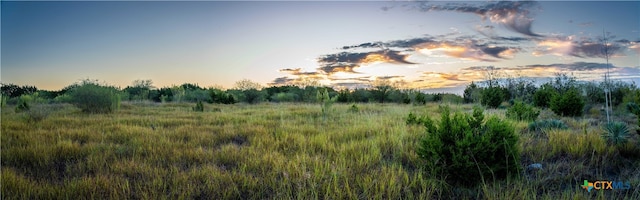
[
  {"left": 417, "top": 106, "right": 520, "bottom": 186},
  {"left": 481, "top": 86, "right": 507, "bottom": 108},
  {"left": 348, "top": 104, "right": 359, "bottom": 113},
  {"left": 533, "top": 83, "right": 556, "bottom": 108},
  {"left": 193, "top": 101, "right": 204, "bottom": 112},
  {"left": 602, "top": 122, "right": 630, "bottom": 145},
  {"left": 23, "top": 106, "right": 51, "bottom": 123},
  {"left": 550, "top": 87, "right": 584, "bottom": 117},
  {"left": 68, "top": 83, "right": 120, "bottom": 114},
  {"left": 15, "top": 100, "right": 30, "bottom": 113},
  {"left": 506, "top": 101, "right": 539, "bottom": 121},
  {"left": 528, "top": 119, "right": 568, "bottom": 135}
]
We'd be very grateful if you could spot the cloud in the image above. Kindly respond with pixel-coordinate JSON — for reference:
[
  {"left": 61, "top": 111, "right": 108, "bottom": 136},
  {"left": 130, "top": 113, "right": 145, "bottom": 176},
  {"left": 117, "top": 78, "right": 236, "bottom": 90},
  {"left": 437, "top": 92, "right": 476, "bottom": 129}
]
[
  {"left": 475, "top": 25, "right": 531, "bottom": 42},
  {"left": 317, "top": 50, "right": 415, "bottom": 74},
  {"left": 279, "top": 68, "right": 324, "bottom": 77},
  {"left": 271, "top": 76, "right": 295, "bottom": 85},
  {"left": 520, "top": 62, "right": 613, "bottom": 71},
  {"left": 421, "top": 72, "right": 464, "bottom": 81},
  {"left": 416, "top": 1, "right": 542, "bottom": 37},
  {"left": 533, "top": 36, "right": 624, "bottom": 58}
]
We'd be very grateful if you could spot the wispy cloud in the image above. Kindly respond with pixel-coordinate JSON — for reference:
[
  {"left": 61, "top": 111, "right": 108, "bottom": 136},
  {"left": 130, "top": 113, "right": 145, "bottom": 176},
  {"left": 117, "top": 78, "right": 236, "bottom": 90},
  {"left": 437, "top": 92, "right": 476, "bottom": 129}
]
[{"left": 414, "top": 1, "right": 542, "bottom": 37}]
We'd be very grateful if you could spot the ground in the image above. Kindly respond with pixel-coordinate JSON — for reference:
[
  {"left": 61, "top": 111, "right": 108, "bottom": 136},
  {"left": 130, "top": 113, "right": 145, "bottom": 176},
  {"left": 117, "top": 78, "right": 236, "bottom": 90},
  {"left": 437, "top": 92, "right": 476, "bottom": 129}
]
[{"left": 2, "top": 102, "right": 639, "bottom": 199}]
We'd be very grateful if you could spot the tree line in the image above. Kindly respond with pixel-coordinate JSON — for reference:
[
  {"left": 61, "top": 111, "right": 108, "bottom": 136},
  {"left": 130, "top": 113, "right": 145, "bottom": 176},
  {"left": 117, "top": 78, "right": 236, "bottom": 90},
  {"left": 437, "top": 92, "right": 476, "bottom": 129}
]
[{"left": 2, "top": 74, "right": 640, "bottom": 118}]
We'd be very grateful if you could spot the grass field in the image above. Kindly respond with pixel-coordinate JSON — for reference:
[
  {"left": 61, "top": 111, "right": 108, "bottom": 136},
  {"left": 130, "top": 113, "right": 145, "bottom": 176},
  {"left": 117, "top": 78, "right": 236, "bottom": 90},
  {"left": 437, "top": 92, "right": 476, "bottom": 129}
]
[{"left": 2, "top": 102, "right": 639, "bottom": 199}]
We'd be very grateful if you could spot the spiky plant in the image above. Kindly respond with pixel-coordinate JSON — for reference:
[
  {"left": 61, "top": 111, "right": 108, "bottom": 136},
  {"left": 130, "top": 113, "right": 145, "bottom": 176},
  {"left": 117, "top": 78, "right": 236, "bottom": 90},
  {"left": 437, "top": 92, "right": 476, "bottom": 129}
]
[{"left": 602, "top": 122, "right": 630, "bottom": 145}]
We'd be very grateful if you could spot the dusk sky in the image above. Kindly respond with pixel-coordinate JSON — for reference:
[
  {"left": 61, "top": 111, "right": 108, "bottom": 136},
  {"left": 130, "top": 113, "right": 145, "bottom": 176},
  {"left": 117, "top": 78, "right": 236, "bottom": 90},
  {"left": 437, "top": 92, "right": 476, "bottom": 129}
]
[{"left": 2, "top": 1, "right": 639, "bottom": 92}]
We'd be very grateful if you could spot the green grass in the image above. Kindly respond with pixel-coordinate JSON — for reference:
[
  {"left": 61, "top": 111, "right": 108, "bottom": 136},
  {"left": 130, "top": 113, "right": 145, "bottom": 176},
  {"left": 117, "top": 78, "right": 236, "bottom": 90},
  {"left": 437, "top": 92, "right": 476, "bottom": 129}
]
[{"left": 2, "top": 102, "right": 639, "bottom": 199}]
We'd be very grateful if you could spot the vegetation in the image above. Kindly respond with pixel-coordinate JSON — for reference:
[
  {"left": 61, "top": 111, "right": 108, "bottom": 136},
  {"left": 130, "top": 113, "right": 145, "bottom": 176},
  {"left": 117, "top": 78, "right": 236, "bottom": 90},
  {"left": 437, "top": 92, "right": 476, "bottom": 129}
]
[
  {"left": 2, "top": 74, "right": 640, "bottom": 199},
  {"left": 506, "top": 101, "right": 540, "bottom": 121},
  {"left": 550, "top": 87, "right": 585, "bottom": 117},
  {"left": 416, "top": 106, "right": 520, "bottom": 186},
  {"left": 528, "top": 119, "right": 569, "bottom": 135},
  {"left": 602, "top": 122, "right": 630, "bottom": 145},
  {"left": 68, "top": 81, "right": 121, "bottom": 114},
  {"left": 192, "top": 101, "right": 204, "bottom": 112}
]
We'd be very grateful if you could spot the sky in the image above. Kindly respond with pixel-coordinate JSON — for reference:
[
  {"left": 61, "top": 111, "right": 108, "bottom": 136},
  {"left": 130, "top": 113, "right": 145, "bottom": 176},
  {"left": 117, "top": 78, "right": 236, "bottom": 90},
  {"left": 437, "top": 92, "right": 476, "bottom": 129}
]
[{"left": 2, "top": 1, "right": 639, "bottom": 93}]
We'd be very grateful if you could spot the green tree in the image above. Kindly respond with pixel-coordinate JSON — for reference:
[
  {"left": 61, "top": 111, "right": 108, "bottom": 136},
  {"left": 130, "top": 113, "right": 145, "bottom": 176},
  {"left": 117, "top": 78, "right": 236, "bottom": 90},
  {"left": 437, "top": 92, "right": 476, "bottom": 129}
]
[
  {"left": 533, "top": 83, "right": 557, "bottom": 108},
  {"left": 481, "top": 86, "right": 506, "bottom": 108},
  {"left": 550, "top": 87, "right": 584, "bottom": 117},
  {"left": 463, "top": 82, "right": 482, "bottom": 103}
]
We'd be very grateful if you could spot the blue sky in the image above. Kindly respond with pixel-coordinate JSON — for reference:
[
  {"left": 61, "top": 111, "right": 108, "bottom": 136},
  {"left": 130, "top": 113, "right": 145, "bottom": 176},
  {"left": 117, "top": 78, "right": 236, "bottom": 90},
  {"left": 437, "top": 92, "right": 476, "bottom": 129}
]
[{"left": 2, "top": 1, "right": 639, "bottom": 92}]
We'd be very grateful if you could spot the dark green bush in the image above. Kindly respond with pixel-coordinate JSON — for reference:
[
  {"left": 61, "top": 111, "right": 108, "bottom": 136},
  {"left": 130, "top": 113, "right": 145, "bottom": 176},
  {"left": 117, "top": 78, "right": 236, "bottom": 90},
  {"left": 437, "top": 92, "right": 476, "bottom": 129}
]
[
  {"left": 193, "top": 101, "right": 204, "bottom": 112},
  {"left": 550, "top": 87, "right": 584, "bottom": 117},
  {"left": 348, "top": 104, "right": 359, "bottom": 113},
  {"left": 533, "top": 83, "right": 556, "bottom": 108},
  {"left": 15, "top": 100, "right": 30, "bottom": 113},
  {"left": 68, "top": 83, "right": 120, "bottom": 114},
  {"left": 417, "top": 106, "right": 520, "bottom": 186},
  {"left": 628, "top": 102, "right": 640, "bottom": 127},
  {"left": 481, "top": 86, "right": 507, "bottom": 108},
  {"left": 506, "top": 101, "right": 540, "bottom": 121}
]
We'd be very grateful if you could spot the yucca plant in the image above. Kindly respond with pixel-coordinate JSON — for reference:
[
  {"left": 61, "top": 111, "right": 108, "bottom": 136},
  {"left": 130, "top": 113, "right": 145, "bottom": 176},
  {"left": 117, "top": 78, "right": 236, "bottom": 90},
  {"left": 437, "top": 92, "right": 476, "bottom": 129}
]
[
  {"left": 602, "top": 122, "right": 630, "bottom": 145},
  {"left": 528, "top": 119, "right": 568, "bottom": 134}
]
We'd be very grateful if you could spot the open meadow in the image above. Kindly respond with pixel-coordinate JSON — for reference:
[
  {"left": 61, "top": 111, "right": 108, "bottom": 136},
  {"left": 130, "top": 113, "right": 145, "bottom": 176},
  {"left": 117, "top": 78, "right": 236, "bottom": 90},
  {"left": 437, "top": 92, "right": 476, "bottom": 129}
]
[{"left": 2, "top": 102, "right": 639, "bottom": 199}]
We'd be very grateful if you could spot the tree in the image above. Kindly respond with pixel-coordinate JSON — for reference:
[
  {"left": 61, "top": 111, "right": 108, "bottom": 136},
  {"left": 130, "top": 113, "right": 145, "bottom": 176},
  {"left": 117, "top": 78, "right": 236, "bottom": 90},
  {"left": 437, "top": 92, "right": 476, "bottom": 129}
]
[
  {"left": 550, "top": 87, "right": 584, "bottom": 117},
  {"left": 234, "top": 79, "right": 263, "bottom": 91},
  {"left": 533, "top": 83, "right": 557, "bottom": 108},
  {"left": 481, "top": 86, "right": 506, "bottom": 108},
  {"left": 463, "top": 82, "right": 482, "bottom": 103}
]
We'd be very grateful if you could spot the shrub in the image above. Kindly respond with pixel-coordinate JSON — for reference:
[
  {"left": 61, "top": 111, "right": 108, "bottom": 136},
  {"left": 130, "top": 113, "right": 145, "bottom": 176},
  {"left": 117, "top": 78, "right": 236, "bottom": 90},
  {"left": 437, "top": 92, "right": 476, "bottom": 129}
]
[
  {"left": 533, "top": 83, "right": 556, "bottom": 108},
  {"left": 15, "top": 100, "right": 30, "bottom": 113},
  {"left": 550, "top": 87, "right": 584, "bottom": 117},
  {"left": 602, "top": 122, "right": 630, "bottom": 145},
  {"left": 348, "top": 104, "right": 359, "bottom": 113},
  {"left": 23, "top": 107, "right": 50, "bottom": 123},
  {"left": 317, "top": 88, "right": 336, "bottom": 120},
  {"left": 68, "top": 83, "right": 120, "bottom": 113},
  {"left": 481, "top": 86, "right": 507, "bottom": 108},
  {"left": 628, "top": 102, "right": 640, "bottom": 127},
  {"left": 193, "top": 101, "right": 204, "bottom": 112},
  {"left": 528, "top": 119, "right": 568, "bottom": 134},
  {"left": 506, "top": 101, "right": 539, "bottom": 121},
  {"left": 463, "top": 82, "right": 482, "bottom": 103},
  {"left": 417, "top": 106, "right": 520, "bottom": 186}
]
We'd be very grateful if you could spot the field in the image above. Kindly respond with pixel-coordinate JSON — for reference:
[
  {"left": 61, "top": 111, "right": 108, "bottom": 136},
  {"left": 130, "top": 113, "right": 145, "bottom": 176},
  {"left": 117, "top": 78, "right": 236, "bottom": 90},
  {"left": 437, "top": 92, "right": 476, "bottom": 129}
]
[{"left": 2, "top": 102, "right": 640, "bottom": 199}]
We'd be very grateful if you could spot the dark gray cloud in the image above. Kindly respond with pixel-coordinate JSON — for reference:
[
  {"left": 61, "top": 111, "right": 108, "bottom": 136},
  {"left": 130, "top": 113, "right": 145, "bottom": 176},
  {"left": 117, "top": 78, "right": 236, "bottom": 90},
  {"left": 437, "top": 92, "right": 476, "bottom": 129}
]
[
  {"left": 416, "top": 1, "right": 542, "bottom": 37},
  {"left": 317, "top": 50, "right": 415, "bottom": 74},
  {"left": 341, "top": 35, "right": 518, "bottom": 61},
  {"left": 270, "top": 77, "right": 295, "bottom": 85},
  {"left": 279, "top": 68, "right": 323, "bottom": 76}
]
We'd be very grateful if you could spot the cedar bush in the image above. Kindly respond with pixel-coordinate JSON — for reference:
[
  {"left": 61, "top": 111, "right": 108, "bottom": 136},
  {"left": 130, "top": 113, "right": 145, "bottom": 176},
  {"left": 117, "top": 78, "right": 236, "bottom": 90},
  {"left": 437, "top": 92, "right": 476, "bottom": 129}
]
[
  {"left": 550, "top": 87, "right": 584, "bottom": 117},
  {"left": 68, "top": 83, "right": 120, "bottom": 114},
  {"left": 506, "top": 101, "right": 539, "bottom": 121},
  {"left": 416, "top": 106, "right": 520, "bottom": 186}
]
